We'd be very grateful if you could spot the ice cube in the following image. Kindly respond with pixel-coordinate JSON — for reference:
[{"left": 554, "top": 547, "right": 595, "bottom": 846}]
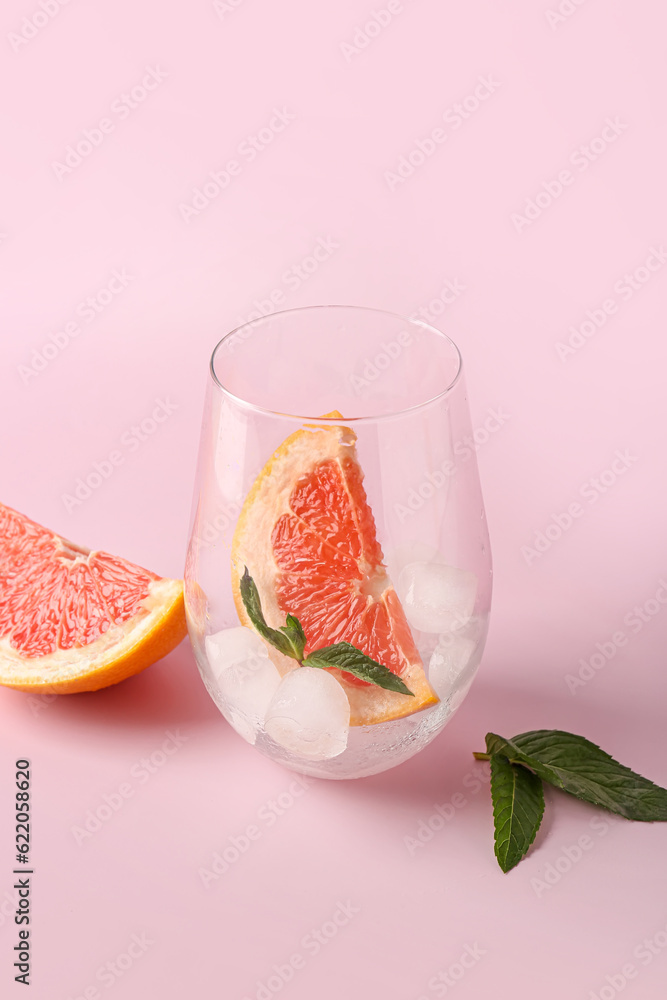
[
  {"left": 384, "top": 541, "right": 439, "bottom": 584},
  {"left": 428, "top": 634, "right": 479, "bottom": 701},
  {"left": 205, "top": 627, "right": 281, "bottom": 745},
  {"left": 264, "top": 667, "right": 350, "bottom": 761},
  {"left": 398, "top": 561, "right": 477, "bottom": 633},
  {"left": 205, "top": 626, "right": 265, "bottom": 678}
]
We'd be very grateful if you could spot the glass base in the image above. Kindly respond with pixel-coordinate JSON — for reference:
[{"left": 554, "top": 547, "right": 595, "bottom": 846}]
[
  {"left": 255, "top": 700, "right": 454, "bottom": 779},
  {"left": 191, "top": 616, "right": 486, "bottom": 780}
]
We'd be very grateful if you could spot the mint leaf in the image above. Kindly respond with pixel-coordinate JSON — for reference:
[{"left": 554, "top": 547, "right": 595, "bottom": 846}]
[
  {"left": 279, "top": 614, "right": 306, "bottom": 661},
  {"left": 239, "top": 568, "right": 302, "bottom": 660},
  {"left": 304, "top": 642, "right": 414, "bottom": 696},
  {"left": 485, "top": 730, "right": 667, "bottom": 822},
  {"left": 490, "top": 754, "right": 545, "bottom": 873}
]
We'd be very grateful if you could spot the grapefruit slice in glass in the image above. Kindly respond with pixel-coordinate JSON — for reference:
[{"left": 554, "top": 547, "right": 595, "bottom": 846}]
[
  {"left": 0, "top": 503, "right": 186, "bottom": 693},
  {"left": 231, "top": 414, "right": 438, "bottom": 726}
]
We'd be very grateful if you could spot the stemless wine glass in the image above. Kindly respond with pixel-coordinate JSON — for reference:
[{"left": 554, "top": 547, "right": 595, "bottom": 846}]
[{"left": 185, "top": 306, "right": 492, "bottom": 779}]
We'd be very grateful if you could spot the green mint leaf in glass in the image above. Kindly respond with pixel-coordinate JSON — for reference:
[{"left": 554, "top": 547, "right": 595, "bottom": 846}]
[
  {"left": 484, "top": 730, "right": 667, "bottom": 822},
  {"left": 279, "top": 614, "right": 307, "bottom": 661},
  {"left": 304, "top": 642, "right": 414, "bottom": 696},
  {"left": 239, "top": 568, "right": 302, "bottom": 661},
  {"left": 490, "top": 753, "right": 545, "bottom": 873}
]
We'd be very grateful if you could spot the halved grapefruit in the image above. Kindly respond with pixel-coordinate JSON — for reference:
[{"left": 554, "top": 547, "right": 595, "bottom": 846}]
[
  {"left": 0, "top": 503, "right": 186, "bottom": 693},
  {"left": 231, "top": 414, "right": 438, "bottom": 726}
]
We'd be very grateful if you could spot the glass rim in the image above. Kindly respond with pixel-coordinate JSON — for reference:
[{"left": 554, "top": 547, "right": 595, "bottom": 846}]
[{"left": 209, "top": 304, "right": 463, "bottom": 422}]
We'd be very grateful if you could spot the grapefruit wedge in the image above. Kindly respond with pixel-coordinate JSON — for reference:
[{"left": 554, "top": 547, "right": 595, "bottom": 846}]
[
  {"left": 231, "top": 414, "right": 438, "bottom": 726},
  {"left": 0, "top": 503, "right": 186, "bottom": 693}
]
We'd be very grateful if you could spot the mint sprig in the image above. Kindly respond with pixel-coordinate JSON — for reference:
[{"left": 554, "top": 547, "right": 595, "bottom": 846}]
[
  {"left": 486, "top": 730, "right": 667, "bottom": 821},
  {"left": 239, "top": 568, "right": 413, "bottom": 696},
  {"left": 474, "top": 729, "right": 667, "bottom": 872}
]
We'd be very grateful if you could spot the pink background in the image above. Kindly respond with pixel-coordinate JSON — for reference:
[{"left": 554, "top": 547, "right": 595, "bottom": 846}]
[{"left": 1, "top": 1, "right": 667, "bottom": 997}]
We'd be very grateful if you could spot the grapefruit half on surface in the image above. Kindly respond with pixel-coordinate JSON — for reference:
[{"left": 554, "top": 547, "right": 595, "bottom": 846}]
[
  {"left": 0, "top": 503, "right": 186, "bottom": 693},
  {"left": 231, "top": 414, "right": 438, "bottom": 726}
]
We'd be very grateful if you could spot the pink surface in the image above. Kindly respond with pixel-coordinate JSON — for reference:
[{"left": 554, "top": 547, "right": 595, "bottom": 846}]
[{"left": 1, "top": 1, "right": 666, "bottom": 997}]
